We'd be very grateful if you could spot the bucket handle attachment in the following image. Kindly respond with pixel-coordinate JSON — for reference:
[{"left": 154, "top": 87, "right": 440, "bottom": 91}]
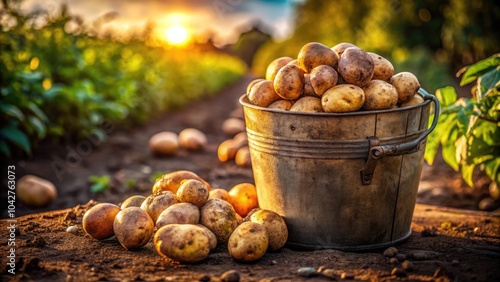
[{"left": 360, "top": 89, "right": 441, "bottom": 185}]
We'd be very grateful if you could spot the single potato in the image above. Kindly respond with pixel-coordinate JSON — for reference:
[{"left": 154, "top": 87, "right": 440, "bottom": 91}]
[
  {"left": 228, "top": 183, "right": 259, "bottom": 217},
  {"left": 298, "top": 42, "right": 339, "bottom": 73},
  {"left": 368, "top": 52, "right": 394, "bottom": 81},
  {"left": 290, "top": 96, "right": 324, "bottom": 113},
  {"left": 265, "top": 57, "right": 294, "bottom": 81},
  {"left": 149, "top": 131, "right": 179, "bottom": 156},
  {"left": 338, "top": 47, "right": 374, "bottom": 87},
  {"left": 390, "top": 72, "right": 421, "bottom": 103},
  {"left": 197, "top": 224, "right": 218, "bottom": 250},
  {"left": 154, "top": 224, "right": 211, "bottom": 263},
  {"left": 113, "top": 207, "right": 154, "bottom": 250},
  {"left": 310, "top": 65, "right": 338, "bottom": 96},
  {"left": 217, "top": 139, "right": 240, "bottom": 162},
  {"left": 232, "top": 131, "right": 248, "bottom": 148},
  {"left": 274, "top": 64, "right": 305, "bottom": 100},
  {"left": 250, "top": 210, "right": 288, "bottom": 251},
  {"left": 140, "top": 191, "right": 178, "bottom": 223},
  {"left": 156, "top": 202, "right": 200, "bottom": 229},
  {"left": 400, "top": 94, "right": 424, "bottom": 107},
  {"left": 286, "top": 59, "right": 299, "bottom": 67},
  {"left": 235, "top": 146, "right": 252, "bottom": 167},
  {"left": 222, "top": 118, "right": 245, "bottom": 136},
  {"left": 17, "top": 175, "right": 57, "bottom": 207},
  {"left": 331, "top": 42, "right": 358, "bottom": 56},
  {"left": 362, "top": 80, "right": 398, "bottom": 110},
  {"left": 228, "top": 221, "right": 269, "bottom": 262},
  {"left": 321, "top": 84, "right": 365, "bottom": 113},
  {"left": 176, "top": 179, "right": 209, "bottom": 207},
  {"left": 208, "top": 188, "right": 230, "bottom": 202},
  {"left": 120, "top": 195, "right": 146, "bottom": 209},
  {"left": 246, "top": 78, "right": 265, "bottom": 95},
  {"left": 152, "top": 170, "right": 210, "bottom": 195},
  {"left": 268, "top": 99, "right": 294, "bottom": 110},
  {"left": 248, "top": 80, "right": 282, "bottom": 107},
  {"left": 178, "top": 128, "right": 207, "bottom": 151},
  {"left": 200, "top": 198, "right": 240, "bottom": 243},
  {"left": 302, "top": 74, "right": 316, "bottom": 96},
  {"left": 82, "top": 203, "right": 121, "bottom": 240}
]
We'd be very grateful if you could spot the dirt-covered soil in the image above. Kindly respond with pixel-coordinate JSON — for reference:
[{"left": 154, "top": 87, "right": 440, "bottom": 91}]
[{"left": 1, "top": 74, "right": 499, "bottom": 281}]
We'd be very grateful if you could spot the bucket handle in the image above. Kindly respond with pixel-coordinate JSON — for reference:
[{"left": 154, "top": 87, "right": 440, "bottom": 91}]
[{"left": 360, "top": 88, "right": 441, "bottom": 185}]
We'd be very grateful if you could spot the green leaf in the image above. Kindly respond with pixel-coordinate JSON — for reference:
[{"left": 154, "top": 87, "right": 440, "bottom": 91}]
[
  {"left": 442, "top": 139, "right": 459, "bottom": 171},
  {"left": 28, "top": 116, "right": 47, "bottom": 138},
  {"left": 460, "top": 54, "right": 500, "bottom": 86},
  {"left": 0, "top": 126, "right": 32, "bottom": 156},
  {"left": 91, "top": 183, "right": 107, "bottom": 193},
  {"left": 26, "top": 102, "right": 48, "bottom": 122},
  {"left": 484, "top": 158, "right": 500, "bottom": 184},
  {"left": 461, "top": 163, "right": 475, "bottom": 188},
  {"left": 477, "top": 67, "right": 500, "bottom": 101},
  {"left": 0, "top": 140, "right": 11, "bottom": 158},
  {"left": 436, "top": 86, "right": 458, "bottom": 107},
  {"left": 0, "top": 104, "right": 25, "bottom": 121},
  {"left": 44, "top": 85, "right": 64, "bottom": 99}
]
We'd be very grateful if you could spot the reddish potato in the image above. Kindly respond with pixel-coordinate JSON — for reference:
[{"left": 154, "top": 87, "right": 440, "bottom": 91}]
[
  {"left": 82, "top": 203, "right": 121, "bottom": 240},
  {"left": 298, "top": 42, "right": 339, "bottom": 73},
  {"left": 310, "top": 65, "right": 338, "bottom": 96},
  {"left": 338, "top": 47, "right": 374, "bottom": 87}
]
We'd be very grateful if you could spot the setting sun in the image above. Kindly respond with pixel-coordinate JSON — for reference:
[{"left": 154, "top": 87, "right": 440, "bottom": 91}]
[{"left": 164, "top": 25, "right": 190, "bottom": 46}]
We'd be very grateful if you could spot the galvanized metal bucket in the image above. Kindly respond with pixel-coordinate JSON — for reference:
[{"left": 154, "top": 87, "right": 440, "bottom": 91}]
[{"left": 240, "top": 89, "right": 440, "bottom": 251}]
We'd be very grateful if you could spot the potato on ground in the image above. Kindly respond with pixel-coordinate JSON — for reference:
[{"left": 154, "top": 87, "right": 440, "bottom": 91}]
[
  {"left": 176, "top": 179, "right": 209, "bottom": 207},
  {"left": 368, "top": 52, "right": 394, "bottom": 81},
  {"left": 235, "top": 146, "right": 252, "bottom": 167},
  {"left": 156, "top": 203, "right": 200, "bottom": 229},
  {"left": 196, "top": 224, "right": 218, "bottom": 250},
  {"left": 228, "top": 221, "right": 269, "bottom": 262},
  {"left": 200, "top": 198, "right": 240, "bottom": 243},
  {"left": 290, "top": 96, "right": 324, "bottom": 113},
  {"left": 246, "top": 78, "right": 265, "bottom": 95},
  {"left": 209, "top": 188, "right": 230, "bottom": 202},
  {"left": 17, "top": 175, "right": 57, "bottom": 207},
  {"left": 298, "top": 42, "right": 339, "bottom": 73},
  {"left": 265, "top": 57, "right": 294, "bottom": 81},
  {"left": 400, "top": 94, "right": 424, "bottom": 107},
  {"left": 149, "top": 131, "right": 179, "bottom": 156},
  {"left": 338, "top": 47, "right": 374, "bottom": 87},
  {"left": 82, "top": 203, "right": 121, "bottom": 240},
  {"left": 222, "top": 118, "right": 245, "bottom": 136},
  {"left": 120, "top": 195, "right": 146, "bottom": 209},
  {"left": 268, "top": 99, "right": 294, "bottom": 110},
  {"left": 154, "top": 224, "right": 211, "bottom": 263},
  {"left": 178, "top": 128, "right": 207, "bottom": 151},
  {"left": 362, "top": 80, "right": 398, "bottom": 110},
  {"left": 331, "top": 42, "right": 358, "bottom": 56},
  {"left": 228, "top": 183, "right": 259, "bottom": 217},
  {"left": 310, "top": 65, "right": 338, "bottom": 96},
  {"left": 390, "top": 72, "right": 421, "bottom": 103},
  {"left": 140, "top": 191, "right": 178, "bottom": 223},
  {"left": 273, "top": 64, "right": 305, "bottom": 100},
  {"left": 217, "top": 139, "right": 240, "bottom": 162},
  {"left": 113, "top": 207, "right": 154, "bottom": 250},
  {"left": 248, "top": 80, "right": 281, "bottom": 107},
  {"left": 152, "top": 170, "right": 210, "bottom": 195},
  {"left": 321, "top": 84, "right": 365, "bottom": 113},
  {"left": 250, "top": 210, "right": 288, "bottom": 251},
  {"left": 232, "top": 131, "right": 248, "bottom": 148}
]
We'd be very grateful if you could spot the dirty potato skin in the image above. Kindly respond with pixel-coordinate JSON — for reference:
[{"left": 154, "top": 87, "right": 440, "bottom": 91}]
[
  {"left": 200, "top": 198, "right": 240, "bottom": 243},
  {"left": 273, "top": 64, "right": 305, "bottom": 100},
  {"left": 197, "top": 224, "right": 218, "bottom": 250},
  {"left": 390, "top": 72, "right": 421, "bottom": 103},
  {"left": 290, "top": 96, "right": 324, "bottom": 113},
  {"left": 250, "top": 209, "right": 288, "bottom": 251},
  {"left": 267, "top": 99, "right": 294, "bottom": 111},
  {"left": 321, "top": 84, "right": 365, "bottom": 113},
  {"left": 140, "top": 191, "right": 178, "bottom": 223},
  {"left": 156, "top": 203, "right": 200, "bottom": 229},
  {"left": 362, "top": 80, "right": 398, "bottom": 110},
  {"left": 152, "top": 170, "right": 210, "bottom": 195},
  {"left": 310, "top": 65, "right": 338, "bottom": 96},
  {"left": 248, "top": 80, "right": 282, "bottom": 107},
  {"left": 400, "top": 93, "right": 424, "bottom": 107},
  {"left": 176, "top": 179, "right": 209, "bottom": 207},
  {"left": 331, "top": 42, "right": 359, "bottom": 56},
  {"left": 368, "top": 52, "right": 394, "bottom": 81},
  {"left": 113, "top": 207, "right": 154, "bottom": 250},
  {"left": 208, "top": 188, "right": 230, "bottom": 201},
  {"left": 154, "top": 224, "right": 211, "bottom": 263},
  {"left": 228, "top": 221, "right": 269, "bottom": 262},
  {"left": 82, "top": 203, "right": 121, "bottom": 240},
  {"left": 120, "top": 195, "right": 146, "bottom": 209},
  {"left": 338, "top": 47, "right": 374, "bottom": 87},
  {"left": 265, "top": 57, "right": 294, "bottom": 81},
  {"left": 246, "top": 78, "right": 265, "bottom": 95},
  {"left": 298, "top": 42, "right": 339, "bottom": 73},
  {"left": 302, "top": 74, "right": 316, "bottom": 96}
]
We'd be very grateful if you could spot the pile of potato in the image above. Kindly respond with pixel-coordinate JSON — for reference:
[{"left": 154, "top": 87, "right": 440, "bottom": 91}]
[
  {"left": 149, "top": 128, "right": 208, "bottom": 156},
  {"left": 82, "top": 170, "right": 288, "bottom": 263},
  {"left": 247, "top": 42, "right": 424, "bottom": 113}
]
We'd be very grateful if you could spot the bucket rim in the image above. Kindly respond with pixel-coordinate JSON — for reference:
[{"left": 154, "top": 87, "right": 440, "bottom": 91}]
[{"left": 239, "top": 88, "right": 432, "bottom": 116}]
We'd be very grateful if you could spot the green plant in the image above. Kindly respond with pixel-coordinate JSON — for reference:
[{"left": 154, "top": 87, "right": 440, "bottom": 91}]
[
  {"left": 88, "top": 175, "right": 111, "bottom": 193},
  {"left": 425, "top": 54, "right": 500, "bottom": 190}
]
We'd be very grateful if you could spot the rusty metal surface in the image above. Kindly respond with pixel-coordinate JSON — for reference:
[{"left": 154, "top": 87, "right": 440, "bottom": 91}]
[{"left": 240, "top": 92, "right": 437, "bottom": 250}]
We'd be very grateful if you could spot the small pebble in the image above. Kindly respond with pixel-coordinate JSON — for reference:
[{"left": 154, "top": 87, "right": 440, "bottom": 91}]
[
  {"left": 389, "top": 258, "right": 399, "bottom": 265},
  {"left": 395, "top": 254, "right": 406, "bottom": 262},
  {"left": 297, "top": 267, "right": 317, "bottom": 278},
  {"left": 270, "top": 260, "right": 277, "bottom": 265},
  {"left": 383, "top": 247, "right": 398, "bottom": 257},
  {"left": 402, "top": 260, "right": 414, "bottom": 271},
  {"left": 452, "top": 260, "right": 460, "bottom": 266},
  {"left": 391, "top": 267, "right": 407, "bottom": 277},
  {"left": 340, "top": 272, "right": 354, "bottom": 280},
  {"left": 321, "top": 269, "right": 336, "bottom": 279},
  {"left": 66, "top": 225, "right": 78, "bottom": 234},
  {"left": 221, "top": 270, "right": 240, "bottom": 282}
]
